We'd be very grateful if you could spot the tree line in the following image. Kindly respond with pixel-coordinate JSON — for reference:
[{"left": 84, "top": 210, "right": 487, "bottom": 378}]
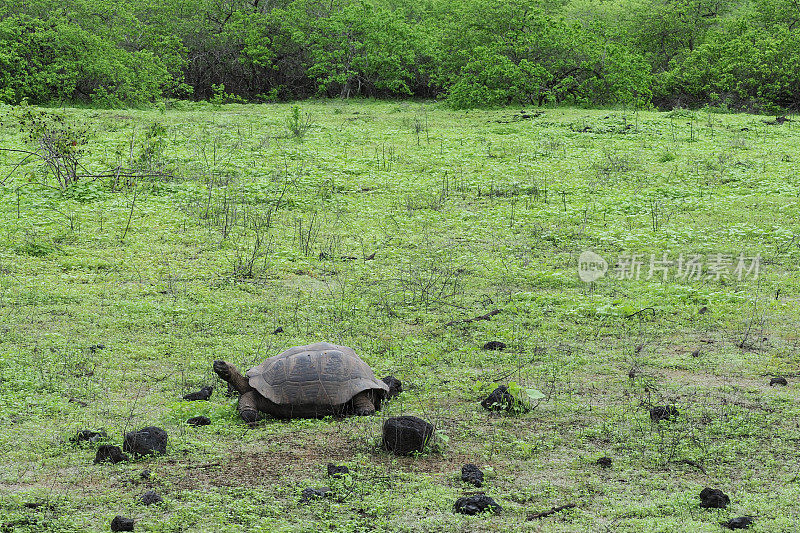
[{"left": 0, "top": 0, "right": 798, "bottom": 110}]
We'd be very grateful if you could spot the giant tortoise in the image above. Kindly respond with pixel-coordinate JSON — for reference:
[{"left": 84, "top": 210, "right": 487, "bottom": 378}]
[{"left": 213, "top": 342, "right": 400, "bottom": 424}]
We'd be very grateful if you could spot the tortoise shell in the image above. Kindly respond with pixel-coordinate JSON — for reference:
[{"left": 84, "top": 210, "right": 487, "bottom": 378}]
[{"left": 246, "top": 342, "right": 389, "bottom": 406}]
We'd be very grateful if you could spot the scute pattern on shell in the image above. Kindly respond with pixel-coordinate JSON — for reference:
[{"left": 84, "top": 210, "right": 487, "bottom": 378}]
[{"left": 246, "top": 342, "right": 389, "bottom": 406}]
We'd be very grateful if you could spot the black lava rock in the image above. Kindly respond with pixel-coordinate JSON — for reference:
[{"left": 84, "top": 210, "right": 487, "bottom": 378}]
[
  {"left": 700, "top": 488, "right": 730, "bottom": 509},
  {"left": 110, "top": 515, "right": 134, "bottom": 531},
  {"left": 272, "top": 326, "right": 284, "bottom": 334},
  {"left": 300, "top": 487, "right": 330, "bottom": 503},
  {"left": 326, "top": 464, "right": 350, "bottom": 478},
  {"left": 597, "top": 457, "right": 613, "bottom": 468},
  {"left": 481, "top": 385, "right": 527, "bottom": 412},
  {"left": 453, "top": 494, "right": 502, "bottom": 515},
  {"left": 722, "top": 516, "right": 754, "bottom": 530},
  {"left": 461, "top": 464, "right": 484, "bottom": 487},
  {"left": 650, "top": 405, "right": 679, "bottom": 422},
  {"left": 770, "top": 377, "right": 788, "bottom": 387},
  {"left": 382, "top": 376, "right": 403, "bottom": 400},
  {"left": 183, "top": 386, "right": 213, "bottom": 401},
  {"left": 482, "top": 341, "right": 506, "bottom": 351},
  {"left": 123, "top": 426, "right": 168, "bottom": 456},
  {"left": 94, "top": 445, "right": 128, "bottom": 464},
  {"left": 187, "top": 416, "right": 211, "bottom": 426},
  {"left": 382, "top": 416, "right": 434, "bottom": 456},
  {"left": 72, "top": 429, "right": 107, "bottom": 444},
  {"left": 138, "top": 490, "right": 163, "bottom": 506}
]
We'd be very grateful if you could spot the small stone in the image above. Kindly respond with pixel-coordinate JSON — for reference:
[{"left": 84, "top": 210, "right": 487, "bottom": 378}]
[
  {"left": 94, "top": 445, "right": 128, "bottom": 464},
  {"left": 183, "top": 386, "right": 213, "bottom": 401},
  {"left": 691, "top": 349, "right": 700, "bottom": 357},
  {"left": 770, "top": 377, "right": 788, "bottom": 387},
  {"left": 272, "top": 327, "right": 284, "bottom": 334},
  {"left": 650, "top": 405, "right": 679, "bottom": 422},
  {"left": 187, "top": 416, "right": 211, "bottom": 426},
  {"left": 597, "top": 457, "right": 612, "bottom": 468},
  {"left": 123, "top": 427, "right": 168, "bottom": 456},
  {"left": 481, "top": 386, "right": 527, "bottom": 412},
  {"left": 300, "top": 487, "right": 330, "bottom": 503},
  {"left": 461, "top": 464, "right": 484, "bottom": 487},
  {"left": 71, "top": 429, "right": 107, "bottom": 444},
  {"left": 699, "top": 487, "right": 730, "bottom": 509},
  {"left": 482, "top": 341, "right": 506, "bottom": 351},
  {"left": 326, "top": 464, "right": 350, "bottom": 478},
  {"left": 110, "top": 515, "right": 134, "bottom": 531},
  {"left": 138, "top": 490, "right": 163, "bottom": 506},
  {"left": 453, "top": 494, "right": 502, "bottom": 515},
  {"left": 382, "top": 376, "right": 402, "bottom": 399},
  {"left": 722, "top": 516, "right": 754, "bottom": 530},
  {"left": 382, "top": 416, "right": 434, "bottom": 456}
]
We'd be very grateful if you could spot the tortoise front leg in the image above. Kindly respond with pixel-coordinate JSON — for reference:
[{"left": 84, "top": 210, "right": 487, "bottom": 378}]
[
  {"left": 238, "top": 390, "right": 261, "bottom": 426},
  {"left": 213, "top": 360, "right": 252, "bottom": 395},
  {"left": 351, "top": 391, "right": 376, "bottom": 416}
]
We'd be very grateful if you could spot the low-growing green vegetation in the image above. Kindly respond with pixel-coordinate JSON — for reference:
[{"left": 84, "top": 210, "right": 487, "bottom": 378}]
[{"left": 0, "top": 101, "right": 799, "bottom": 531}]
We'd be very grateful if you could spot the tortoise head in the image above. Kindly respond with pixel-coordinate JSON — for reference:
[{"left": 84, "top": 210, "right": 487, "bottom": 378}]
[{"left": 213, "top": 360, "right": 232, "bottom": 381}]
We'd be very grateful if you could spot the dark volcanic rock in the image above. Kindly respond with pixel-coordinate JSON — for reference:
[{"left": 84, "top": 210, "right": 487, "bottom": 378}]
[
  {"left": 186, "top": 416, "right": 211, "bottom": 426},
  {"left": 94, "top": 445, "right": 128, "bottom": 464},
  {"left": 722, "top": 516, "right": 754, "bottom": 530},
  {"left": 382, "top": 416, "right": 434, "bottom": 456},
  {"left": 597, "top": 457, "right": 613, "bottom": 468},
  {"left": 699, "top": 487, "right": 730, "bottom": 509},
  {"left": 649, "top": 405, "right": 679, "bottom": 422},
  {"left": 138, "top": 490, "right": 163, "bottom": 506},
  {"left": 272, "top": 326, "right": 284, "bottom": 334},
  {"left": 72, "top": 429, "right": 107, "bottom": 444},
  {"left": 461, "top": 464, "right": 484, "bottom": 487},
  {"left": 482, "top": 341, "right": 506, "bottom": 351},
  {"left": 770, "top": 377, "right": 788, "bottom": 387},
  {"left": 123, "top": 426, "right": 168, "bottom": 456},
  {"left": 481, "top": 385, "right": 527, "bottom": 412},
  {"left": 453, "top": 494, "right": 502, "bottom": 515},
  {"left": 327, "top": 464, "right": 350, "bottom": 478},
  {"left": 110, "top": 515, "right": 134, "bottom": 531},
  {"left": 183, "top": 386, "right": 213, "bottom": 401},
  {"left": 382, "top": 376, "right": 403, "bottom": 400},
  {"left": 300, "top": 487, "right": 330, "bottom": 502}
]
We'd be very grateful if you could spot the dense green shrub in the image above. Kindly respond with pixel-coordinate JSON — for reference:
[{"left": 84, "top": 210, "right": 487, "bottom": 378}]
[{"left": 0, "top": 0, "right": 797, "bottom": 110}]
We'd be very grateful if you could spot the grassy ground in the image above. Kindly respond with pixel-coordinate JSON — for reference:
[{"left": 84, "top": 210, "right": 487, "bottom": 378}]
[{"left": 0, "top": 100, "right": 798, "bottom": 532}]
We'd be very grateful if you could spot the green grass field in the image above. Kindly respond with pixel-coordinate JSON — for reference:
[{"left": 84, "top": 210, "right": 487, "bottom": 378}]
[{"left": 1, "top": 101, "right": 798, "bottom": 532}]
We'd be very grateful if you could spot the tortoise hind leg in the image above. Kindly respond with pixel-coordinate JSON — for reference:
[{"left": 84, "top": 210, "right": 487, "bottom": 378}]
[
  {"left": 351, "top": 391, "right": 376, "bottom": 416},
  {"left": 213, "top": 360, "right": 252, "bottom": 395},
  {"left": 238, "top": 390, "right": 261, "bottom": 426}
]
